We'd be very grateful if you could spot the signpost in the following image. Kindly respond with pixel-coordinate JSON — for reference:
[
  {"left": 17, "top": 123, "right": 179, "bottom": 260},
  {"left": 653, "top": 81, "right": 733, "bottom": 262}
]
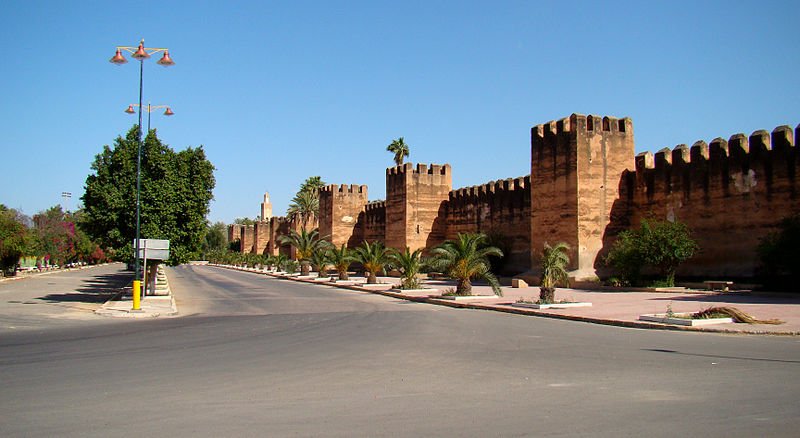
[{"left": 132, "top": 239, "right": 170, "bottom": 308}]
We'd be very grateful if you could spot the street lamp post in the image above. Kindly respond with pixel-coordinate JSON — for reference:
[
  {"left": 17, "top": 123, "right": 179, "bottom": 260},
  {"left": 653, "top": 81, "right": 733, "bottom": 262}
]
[
  {"left": 110, "top": 39, "right": 174, "bottom": 311},
  {"left": 125, "top": 103, "right": 174, "bottom": 132}
]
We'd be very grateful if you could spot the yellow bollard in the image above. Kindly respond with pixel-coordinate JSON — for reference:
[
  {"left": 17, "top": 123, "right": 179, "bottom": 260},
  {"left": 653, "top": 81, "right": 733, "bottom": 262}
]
[{"left": 132, "top": 279, "right": 141, "bottom": 311}]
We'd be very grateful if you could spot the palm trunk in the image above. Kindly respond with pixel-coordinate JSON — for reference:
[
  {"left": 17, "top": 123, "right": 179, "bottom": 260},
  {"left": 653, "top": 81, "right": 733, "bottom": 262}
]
[
  {"left": 456, "top": 278, "right": 472, "bottom": 296},
  {"left": 539, "top": 287, "right": 555, "bottom": 303},
  {"left": 367, "top": 271, "right": 377, "bottom": 284},
  {"left": 301, "top": 261, "right": 310, "bottom": 276},
  {"left": 338, "top": 269, "right": 349, "bottom": 280}
]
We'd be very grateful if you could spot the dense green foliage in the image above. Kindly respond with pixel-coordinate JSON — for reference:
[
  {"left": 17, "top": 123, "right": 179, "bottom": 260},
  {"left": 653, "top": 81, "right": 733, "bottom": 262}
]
[
  {"left": 388, "top": 247, "right": 426, "bottom": 290},
  {"left": 758, "top": 214, "right": 800, "bottom": 290},
  {"left": 0, "top": 205, "right": 107, "bottom": 276},
  {"left": 81, "top": 127, "right": 215, "bottom": 265},
  {"left": 0, "top": 205, "right": 29, "bottom": 276},
  {"left": 429, "top": 233, "right": 503, "bottom": 296},
  {"left": 202, "top": 221, "right": 228, "bottom": 257},
  {"left": 353, "top": 241, "right": 391, "bottom": 284},
  {"left": 539, "top": 242, "right": 570, "bottom": 303},
  {"left": 386, "top": 137, "right": 410, "bottom": 166},
  {"left": 606, "top": 219, "right": 698, "bottom": 286}
]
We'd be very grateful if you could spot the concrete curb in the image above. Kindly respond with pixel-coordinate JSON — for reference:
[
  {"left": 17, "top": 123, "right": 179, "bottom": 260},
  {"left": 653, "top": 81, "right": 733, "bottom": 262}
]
[
  {"left": 95, "top": 268, "right": 178, "bottom": 318},
  {"left": 210, "top": 264, "right": 800, "bottom": 336}
]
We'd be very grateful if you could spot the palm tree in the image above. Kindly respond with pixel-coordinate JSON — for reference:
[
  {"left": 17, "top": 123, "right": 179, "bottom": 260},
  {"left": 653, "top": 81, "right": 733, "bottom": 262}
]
[
  {"left": 278, "top": 228, "right": 329, "bottom": 276},
  {"left": 299, "top": 176, "right": 325, "bottom": 194},
  {"left": 353, "top": 241, "right": 391, "bottom": 284},
  {"left": 272, "top": 253, "right": 289, "bottom": 272},
  {"left": 429, "top": 233, "right": 503, "bottom": 296},
  {"left": 286, "top": 190, "right": 319, "bottom": 230},
  {"left": 327, "top": 244, "right": 354, "bottom": 280},
  {"left": 539, "top": 242, "right": 570, "bottom": 303},
  {"left": 388, "top": 247, "right": 426, "bottom": 290},
  {"left": 309, "top": 247, "right": 330, "bottom": 278},
  {"left": 386, "top": 137, "right": 410, "bottom": 166}
]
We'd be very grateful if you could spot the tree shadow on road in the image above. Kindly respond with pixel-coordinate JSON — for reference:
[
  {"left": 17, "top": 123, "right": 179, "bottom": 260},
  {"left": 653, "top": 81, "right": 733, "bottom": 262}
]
[
  {"left": 648, "top": 293, "right": 800, "bottom": 305},
  {"left": 37, "top": 271, "right": 132, "bottom": 304}
]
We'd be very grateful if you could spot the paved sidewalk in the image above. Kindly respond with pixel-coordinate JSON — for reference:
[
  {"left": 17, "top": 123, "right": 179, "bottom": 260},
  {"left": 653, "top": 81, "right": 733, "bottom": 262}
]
[{"left": 218, "top": 265, "right": 800, "bottom": 335}]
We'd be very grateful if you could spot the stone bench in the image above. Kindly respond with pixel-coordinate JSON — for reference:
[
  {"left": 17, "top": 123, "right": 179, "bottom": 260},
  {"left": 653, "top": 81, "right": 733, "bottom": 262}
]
[{"left": 704, "top": 280, "right": 733, "bottom": 292}]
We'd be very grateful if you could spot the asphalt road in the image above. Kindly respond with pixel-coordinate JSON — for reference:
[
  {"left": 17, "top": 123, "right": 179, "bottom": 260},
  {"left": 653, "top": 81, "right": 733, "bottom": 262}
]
[{"left": 1, "top": 265, "right": 799, "bottom": 437}]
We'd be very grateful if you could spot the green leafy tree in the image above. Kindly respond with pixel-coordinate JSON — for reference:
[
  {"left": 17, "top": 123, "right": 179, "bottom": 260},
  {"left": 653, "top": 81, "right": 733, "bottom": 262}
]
[
  {"left": 606, "top": 219, "right": 698, "bottom": 286},
  {"left": 388, "top": 247, "right": 426, "bottom": 290},
  {"left": 386, "top": 137, "right": 410, "bottom": 166},
  {"left": 429, "top": 233, "right": 503, "bottom": 296},
  {"left": 233, "top": 217, "right": 256, "bottom": 225},
  {"left": 327, "top": 244, "right": 354, "bottom": 280},
  {"left": 0, "top": 205, "right": 29, "bottom": 276},
  {"left": 758, "top": 214, "right": 800, "bottom": 290},
  {"left": 202, "top": 221, "right": 228, "bottom": 257},
  {"left": 539, "top": 242, "right": 570, "bottom": 303},
  {"left": 81, "top": 127, "right": 215, "bottom": 265},
  {"left": 353, "top": 240, "right": 391, "bottom": 284},
  {"left": 278, "top": 228, "right": 330, "bottom": 276}
]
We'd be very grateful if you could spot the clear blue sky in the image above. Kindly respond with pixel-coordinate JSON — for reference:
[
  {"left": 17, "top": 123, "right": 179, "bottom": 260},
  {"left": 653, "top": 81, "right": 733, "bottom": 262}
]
[{"left": 2, "top": 0, "right": 798, "bottom": 223}]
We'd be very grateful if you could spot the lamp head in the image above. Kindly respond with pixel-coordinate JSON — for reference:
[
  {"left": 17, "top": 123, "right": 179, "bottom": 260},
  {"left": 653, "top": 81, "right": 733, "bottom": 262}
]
[
  {"left": 163, "top": 107, "right": 174, "bottom": 116},
  {"left": 132, "top": 41, "right": 150, "bottom": 60},
  {"left": 125, "top": 105, "right": 136, "bottom": 114},
  {"left": 110, "top": 48, "right": 128, "bottom": 65},
  {"left": 157, "top": 50, "right": 175, "bottom": 67}
]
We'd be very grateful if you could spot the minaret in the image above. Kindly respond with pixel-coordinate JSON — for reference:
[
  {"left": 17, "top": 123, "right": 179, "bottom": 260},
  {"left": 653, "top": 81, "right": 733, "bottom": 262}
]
[{"left": 260, "top": 192, "right": 273, "bottom": 221}]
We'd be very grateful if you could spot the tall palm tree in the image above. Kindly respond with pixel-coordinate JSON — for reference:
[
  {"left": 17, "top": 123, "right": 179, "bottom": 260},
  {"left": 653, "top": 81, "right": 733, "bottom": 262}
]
[
  {"left": 299, "top": 176, "right": 325, "bottom": 194},
  {"left": 327, "top": 244, "right": 354, "bottom": 280},
  {"left": 286, "top": 190, "right": 319, "bottom": 230},
  {"left": 429, "top": 233, "right": 503, "bottom": 296},
  {"left": 386, "top": 137, "right": 410, "bottom": 166},
  {"left": 278, "top": 228, "right": 329, "bottom": 276},
  {"left": 539, "top": 242, "right": 570, "bottom": 303},
  {"left": 353, "top": 241, "right": 391, "bottom": 284},
  {"left": 388, "top": 247, "right": 426, "bottom": 290}
]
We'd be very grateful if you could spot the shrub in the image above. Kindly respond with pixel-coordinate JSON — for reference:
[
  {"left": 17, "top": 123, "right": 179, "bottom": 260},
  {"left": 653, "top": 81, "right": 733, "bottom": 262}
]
[
  {"left": 606, "top": 219, "right": 698, "bottom": 287},
  {"left": 757, "top": 214, "right": 800, "bottom": 290}
]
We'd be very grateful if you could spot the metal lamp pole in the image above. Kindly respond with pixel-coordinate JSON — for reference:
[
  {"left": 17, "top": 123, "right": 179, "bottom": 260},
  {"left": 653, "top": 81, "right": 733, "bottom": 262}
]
[{"left": 110, "top": 39, "right": 174, "bottom": 310}]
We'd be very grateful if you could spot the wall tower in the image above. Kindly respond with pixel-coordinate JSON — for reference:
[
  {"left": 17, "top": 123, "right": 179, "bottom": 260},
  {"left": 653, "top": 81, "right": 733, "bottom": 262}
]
[{"left": 385, "top": 163, "right": 452, "bottom": 251}]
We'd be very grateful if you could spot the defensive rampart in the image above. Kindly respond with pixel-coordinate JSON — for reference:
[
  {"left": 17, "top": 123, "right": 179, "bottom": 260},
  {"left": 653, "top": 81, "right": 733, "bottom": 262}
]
[
  {"left": 445, "top": 176, "right": 531, "bottom": 273},
  {"left": 319, "top": 184, "right": 368, "bottom": 247},
  {"left": 385, "top": 163, "right": 452, "bottom": 251},
  {"left": 619, "top": 124, "right": 800, "bottom": 277}
]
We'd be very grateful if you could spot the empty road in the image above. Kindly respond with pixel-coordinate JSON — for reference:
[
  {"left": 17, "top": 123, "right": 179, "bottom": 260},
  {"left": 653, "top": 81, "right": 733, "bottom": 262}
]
[{"left": 1, "top": 264, "right": 799, "bottom": 437}]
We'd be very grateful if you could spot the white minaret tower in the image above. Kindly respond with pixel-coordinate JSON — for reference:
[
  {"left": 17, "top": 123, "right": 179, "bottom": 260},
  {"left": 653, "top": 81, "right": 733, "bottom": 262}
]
[{"left": 260, "top": 192, "right": 273, "bottom": 222}]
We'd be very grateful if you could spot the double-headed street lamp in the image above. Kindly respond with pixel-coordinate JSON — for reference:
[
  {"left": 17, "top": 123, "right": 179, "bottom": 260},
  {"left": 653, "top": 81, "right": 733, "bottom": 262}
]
[
  {"left": 125, "top": 103, "right": 174, "bottom": 132},
  {"left": 110, "top": 39, "right": 174, "bottom": 311}
]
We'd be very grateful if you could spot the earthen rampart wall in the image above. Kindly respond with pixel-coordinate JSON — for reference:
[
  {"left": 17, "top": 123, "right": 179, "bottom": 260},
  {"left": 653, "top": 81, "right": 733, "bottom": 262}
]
[
  {"left": 445, "top": 176, "right": 531, "bottom": 273},
  {"left": 622, "top": 124, "right": 800, "bottom": 277}
]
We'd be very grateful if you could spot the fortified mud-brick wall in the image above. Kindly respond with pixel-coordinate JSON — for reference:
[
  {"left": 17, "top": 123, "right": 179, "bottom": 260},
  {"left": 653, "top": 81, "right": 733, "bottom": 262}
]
[
  {"left": 253, "top": 221, "right": 270, "bottom": 255},
  {"left": 227, "top": 224, "right": 242, "bottom": 246},
  {"left": 266, "top": 217, "right": 296, "bottom": 258},
  {"left": 445, "top": 176, "right": 531, "bottom": 274},
  {"left": 531, "top": 114, "right": 634, "bottom": 279},
  {"left": 625, "top": 124, "right": 800, "bottom": 277},
  {"left": 319, "top": 184, "right": 368, "bottom": 247},
  {"left": 240, "top": 224, "right": 255, "bottom": 254},
  {"left": 364, "top": 200, "right": 386, "bottom": 243},
  {"left": 385, "top": 163, "right": 452, "bottom": 251}
]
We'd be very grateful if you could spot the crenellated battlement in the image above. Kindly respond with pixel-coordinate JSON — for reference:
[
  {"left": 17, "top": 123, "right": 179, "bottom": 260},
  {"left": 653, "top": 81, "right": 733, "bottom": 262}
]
[
  {"left": 632, "top": 124, "right": 797, "bottom": 200},
  {"left": 320, "top": 184, "right": 368, "bottom": 194},
  {"left": 448, "top": 176, "right": 530, "bottom": 206},
  {"left": 365, "top": 200, "right": 386, "bottom": 212},
  {"left": 386, "top": 162, "right": 452, "bottom": 176},
  {"left": 531, "top": 113, "right": 633, "bottom": 141}
]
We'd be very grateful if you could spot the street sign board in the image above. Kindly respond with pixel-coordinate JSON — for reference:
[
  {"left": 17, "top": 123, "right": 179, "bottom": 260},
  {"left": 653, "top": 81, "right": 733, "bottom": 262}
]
[{"left": 134, "top": 239, "right": 170, "bottom": 260}]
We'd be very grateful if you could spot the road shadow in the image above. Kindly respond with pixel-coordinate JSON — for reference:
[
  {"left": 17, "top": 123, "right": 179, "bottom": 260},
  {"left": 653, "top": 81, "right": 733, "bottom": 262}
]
[
  {"left": 37, "top": 271, "right": 132, "bottom": 304},
  {"left": 644, "top": 348, "right": 800, "bottom": 364}
]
